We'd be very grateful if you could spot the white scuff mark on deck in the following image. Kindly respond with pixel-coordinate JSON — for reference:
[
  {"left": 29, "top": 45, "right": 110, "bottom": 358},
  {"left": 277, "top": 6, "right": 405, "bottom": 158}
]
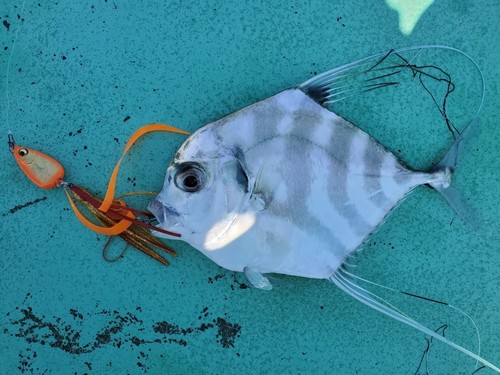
[{"left": 385, "top": 0, "right": 435, "bottom": 35}]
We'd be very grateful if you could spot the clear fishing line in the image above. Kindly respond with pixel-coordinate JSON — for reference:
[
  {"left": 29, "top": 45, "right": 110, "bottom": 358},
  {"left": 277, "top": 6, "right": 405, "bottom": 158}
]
[{"left": 4, "top": 0, "right": 27, "bottom": 129}]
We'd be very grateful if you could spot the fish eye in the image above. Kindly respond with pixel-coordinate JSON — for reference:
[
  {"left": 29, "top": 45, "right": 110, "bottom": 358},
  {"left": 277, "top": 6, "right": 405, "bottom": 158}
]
[
  {"left": 18, "top": 148, "right": 29, "bottom": 156},
  {"left": 174, "top": 163, "right": 206, "bottom": 193}
]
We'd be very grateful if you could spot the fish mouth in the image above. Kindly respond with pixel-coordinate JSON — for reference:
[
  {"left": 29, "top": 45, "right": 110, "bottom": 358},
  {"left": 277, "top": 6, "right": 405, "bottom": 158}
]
[{"left": 147, "top": 198, "right": 181, "bottom": 238}]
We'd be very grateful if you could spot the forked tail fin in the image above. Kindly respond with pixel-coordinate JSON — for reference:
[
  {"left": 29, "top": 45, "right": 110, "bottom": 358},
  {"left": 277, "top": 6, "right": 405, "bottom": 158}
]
[
  {"left": 429, "top": 118, "right": 483, "bottom": 228},
  {"left": 329, "top": 267, "right": 500, "bottom": 373}
]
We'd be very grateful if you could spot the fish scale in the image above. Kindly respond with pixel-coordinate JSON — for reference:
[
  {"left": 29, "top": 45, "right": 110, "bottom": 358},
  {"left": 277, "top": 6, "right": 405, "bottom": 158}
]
[
  {"left": 155, "top": 88, "right": 435, "bottom": 276},
  {"left": 148, "top": 46, "right": 499, "bottom": 372}
]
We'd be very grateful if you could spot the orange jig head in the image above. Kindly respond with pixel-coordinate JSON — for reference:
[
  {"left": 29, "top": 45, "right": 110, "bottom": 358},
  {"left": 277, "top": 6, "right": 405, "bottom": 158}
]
[{"left": 8, "top": 132, "right": 65, "bottom": 189}]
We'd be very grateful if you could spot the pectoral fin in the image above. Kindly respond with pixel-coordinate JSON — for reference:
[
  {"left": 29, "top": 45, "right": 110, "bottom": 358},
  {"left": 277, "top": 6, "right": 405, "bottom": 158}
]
[{"left": 244, "top": 267, "right": 273, "bottom": 290}]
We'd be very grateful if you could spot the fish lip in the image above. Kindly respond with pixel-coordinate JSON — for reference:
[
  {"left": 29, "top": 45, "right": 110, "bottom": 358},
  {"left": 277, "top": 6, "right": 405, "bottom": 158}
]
[
  {"left": 147, "top": 198, "right": 181, "bottom": 237},
  {"left": 148, "top": 198, "right": 180, "bottom": 216}
]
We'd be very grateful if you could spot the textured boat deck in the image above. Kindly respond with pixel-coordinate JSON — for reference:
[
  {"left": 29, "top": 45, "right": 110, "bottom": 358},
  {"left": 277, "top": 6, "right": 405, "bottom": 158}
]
[{"left": 1, "top": 1, "right": 499, "bottom": 374}]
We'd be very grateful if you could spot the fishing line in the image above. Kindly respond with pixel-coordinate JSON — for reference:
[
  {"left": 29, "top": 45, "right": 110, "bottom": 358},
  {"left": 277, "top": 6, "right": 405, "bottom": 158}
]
[
  {"left": 394, "top": 46, "right": 485, "bottom": 142},
  {"left": 340, "top": 267, "right": 482, "bottom": 371},
  {"left": 4, "top": 0, "right": 27, "bottom": 129},
  {"left": 364, "top": 49, "right": 461, "bottom": 139},
  {"left": 332, "top": 47, "right": 462, "bottom": 140},
  {"left": 414, "top": 64, "right": 458, "bottom": 138},
  {"left": 413, "top": 324, "right": 448, "bottom": 375},
  {"left": 398, "top": 45, "right": 486, "bottom": 128},
  {"left": 472, "top": 365, "right": 487, "bottom": 374},
  {"left": 391, "top": 51, "right": 459, "bottom": 139},
  {"left": 367, "top": 48, "right": 394, "bottom": 70},
  {"left": 102, "top": 236, "right": 129, "bottom": 263}
]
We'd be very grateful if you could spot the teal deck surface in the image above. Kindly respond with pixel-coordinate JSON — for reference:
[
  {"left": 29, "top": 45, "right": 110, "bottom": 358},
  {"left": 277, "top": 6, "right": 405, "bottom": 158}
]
[{"left": 1, "top": 1, "right": 499, "bottom": 374}]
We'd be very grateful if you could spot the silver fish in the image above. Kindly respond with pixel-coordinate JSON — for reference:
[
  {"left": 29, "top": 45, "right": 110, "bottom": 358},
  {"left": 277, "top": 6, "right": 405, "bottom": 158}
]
[{"left": 149, "top": 46, "right": 498, "bottom": 372}]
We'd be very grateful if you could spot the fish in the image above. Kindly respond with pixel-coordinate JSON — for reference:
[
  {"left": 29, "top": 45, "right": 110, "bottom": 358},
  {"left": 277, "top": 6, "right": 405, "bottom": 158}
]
[{"left": 148, "top": 46, "right": 498, "bottom": 372}]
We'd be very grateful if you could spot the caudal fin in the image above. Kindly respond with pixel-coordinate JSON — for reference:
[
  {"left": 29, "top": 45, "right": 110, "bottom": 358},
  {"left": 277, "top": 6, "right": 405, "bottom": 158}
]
[
  {"left": 426, "top": 45, "right": 485, "bottom": 228},
  {"left": 429, "top": 118, "right": 483, "bottom": 229}
]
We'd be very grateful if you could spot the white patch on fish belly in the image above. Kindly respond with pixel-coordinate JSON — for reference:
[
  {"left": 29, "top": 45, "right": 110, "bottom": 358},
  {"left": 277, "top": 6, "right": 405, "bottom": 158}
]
[{"left": 204, "top": 211, "right": 256, "bottom": 251}]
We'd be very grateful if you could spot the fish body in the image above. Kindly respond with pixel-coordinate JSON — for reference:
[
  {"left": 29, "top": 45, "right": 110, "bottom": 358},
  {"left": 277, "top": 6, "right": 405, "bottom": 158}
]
[
  {"left": 148, "top": 47, "right": 500, "bottom": 372},
  {"left": 150, "top": 88, "right": 448, "bottom": 279}
]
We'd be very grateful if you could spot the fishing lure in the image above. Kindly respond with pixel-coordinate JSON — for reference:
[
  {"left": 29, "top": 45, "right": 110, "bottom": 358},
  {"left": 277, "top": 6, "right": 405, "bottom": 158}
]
[{"left": 8, "top": 123, "right": 189, "bottom": 265}]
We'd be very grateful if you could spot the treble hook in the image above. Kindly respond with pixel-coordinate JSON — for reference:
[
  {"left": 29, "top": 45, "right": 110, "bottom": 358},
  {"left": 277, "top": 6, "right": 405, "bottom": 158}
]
[{"left": 8, "top": 131, "right": 15, "bottom": 153}]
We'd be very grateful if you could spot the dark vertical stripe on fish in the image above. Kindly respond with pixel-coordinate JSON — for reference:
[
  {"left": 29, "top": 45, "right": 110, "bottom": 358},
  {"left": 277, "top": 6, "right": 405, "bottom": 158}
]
[{"left": 328, "top": 119, "right": 370, "bottom": 235}]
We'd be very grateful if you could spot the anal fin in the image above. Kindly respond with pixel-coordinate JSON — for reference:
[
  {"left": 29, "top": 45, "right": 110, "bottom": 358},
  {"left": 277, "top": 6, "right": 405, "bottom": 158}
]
[{"left": 329, "top": 266, "right": 500, "bottom": 373}]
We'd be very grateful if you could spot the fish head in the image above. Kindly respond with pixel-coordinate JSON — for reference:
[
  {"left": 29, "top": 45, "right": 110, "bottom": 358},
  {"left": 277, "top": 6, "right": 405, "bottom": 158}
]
[{"left": 148, "top": 129, "right": 251, "bottom": 246}]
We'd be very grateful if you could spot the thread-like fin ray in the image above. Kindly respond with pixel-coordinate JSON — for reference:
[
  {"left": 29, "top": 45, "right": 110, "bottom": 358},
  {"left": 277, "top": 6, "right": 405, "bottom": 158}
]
[
  {"left": 329, "top": 266, "right": 500, "bottom": 373},
  {"left": 298, "top": 45, "right": 485, "bottom": 136}
]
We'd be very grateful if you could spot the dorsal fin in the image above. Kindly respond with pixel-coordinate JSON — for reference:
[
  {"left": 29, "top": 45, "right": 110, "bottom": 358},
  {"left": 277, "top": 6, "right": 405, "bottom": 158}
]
[
  {"left": 298, "top": 45, "right": 484, "bottom": 121},
  {"left": 301, "top": 84, "right": 330, "bottom": 106},
  {"left": 299, "top": 48, "right": 400, "bottom": 106}
]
